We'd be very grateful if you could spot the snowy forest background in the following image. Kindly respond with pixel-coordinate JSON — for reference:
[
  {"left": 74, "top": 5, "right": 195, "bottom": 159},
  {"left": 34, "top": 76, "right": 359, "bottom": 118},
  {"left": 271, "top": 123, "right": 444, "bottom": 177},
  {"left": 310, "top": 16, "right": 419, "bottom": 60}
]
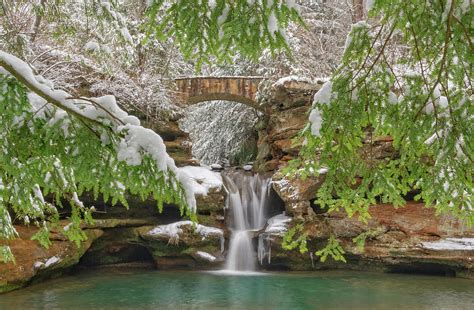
[{"left": 1, "top": 0, "right": 363, "bottom": 165}]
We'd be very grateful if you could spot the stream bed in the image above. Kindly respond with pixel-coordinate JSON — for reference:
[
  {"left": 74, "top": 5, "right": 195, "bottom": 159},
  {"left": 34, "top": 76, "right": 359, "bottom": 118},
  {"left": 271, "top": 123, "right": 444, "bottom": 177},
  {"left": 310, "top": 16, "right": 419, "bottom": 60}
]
[{"left": 0, "top": 268, "right": 473, "bottom": 309}]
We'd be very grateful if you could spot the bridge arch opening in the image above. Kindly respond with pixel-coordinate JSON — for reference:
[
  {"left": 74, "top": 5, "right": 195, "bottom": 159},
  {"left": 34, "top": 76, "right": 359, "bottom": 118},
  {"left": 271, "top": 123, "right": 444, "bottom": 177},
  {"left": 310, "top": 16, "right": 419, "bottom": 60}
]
[{"left": 179, "top": 99, "right": 263, "bottom": 166}]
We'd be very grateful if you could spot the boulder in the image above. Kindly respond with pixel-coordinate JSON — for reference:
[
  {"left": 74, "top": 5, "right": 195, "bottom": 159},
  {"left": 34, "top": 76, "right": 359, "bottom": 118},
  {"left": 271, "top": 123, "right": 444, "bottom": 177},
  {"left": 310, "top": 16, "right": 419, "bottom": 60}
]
[
  {"left": 268, "top": 106, "right": 309, "bottom": 142},
  {"left": 270, "top": 78, "right": 322, "bottom": 110},
  {"left": 137, "top": 221, "right": 225, "bottom": 269},
  {"left": 0, "top": 226, "right": 103, "bottom": 293},
  {"left": 195, "top": 186, "right": 226, "bottom": 213},
  {"left": 271, "top": 171, "right": 325, "bottom": 218}
]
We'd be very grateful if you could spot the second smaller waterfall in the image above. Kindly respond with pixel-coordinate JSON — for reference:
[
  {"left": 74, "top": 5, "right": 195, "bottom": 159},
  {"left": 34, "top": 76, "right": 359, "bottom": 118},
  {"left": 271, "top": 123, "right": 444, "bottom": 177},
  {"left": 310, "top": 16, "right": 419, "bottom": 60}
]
[{"left": 223, "top": 171, "right": 271, "bottom": 272}]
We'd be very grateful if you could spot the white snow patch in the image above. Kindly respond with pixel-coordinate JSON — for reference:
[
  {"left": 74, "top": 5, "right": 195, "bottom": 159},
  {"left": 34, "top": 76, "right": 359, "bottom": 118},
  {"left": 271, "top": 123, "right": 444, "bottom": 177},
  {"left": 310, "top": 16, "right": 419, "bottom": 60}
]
[
  {"left": 365, "top": 0, "right": 375, "bottom": 11},
  {"left": 218, "top": 6, "right": 230, "bottom": 26},
  {"left": 148, "top": 221, "right": 224, "bottom": 251},
  {"left": 44, "top": 256, "right": 61, "bottom": 267},
  {"left": 388, "top": 91, "right": 398, "bottom": 105},
  {"left": 318, "top": 167, "right": 329, "bottom": 174},
  {"left": 257, "top": 213, "right": 291, "bottom": 265},
  {"left": 344, "top": 21, "right": 370, "bottom": 52},
  {"left": 268, "top": 11, "right": 278, "bottom": 37},
  {"left": 35, "top": 256, "right": 61, "bottom": 269},
  {"left": 313, "top": 80, "right": 333, "bottom": 105},
  {"left": 442, "top": 0, "right": 452, "bottom": 22},
  {"left": 84, "top": 41, "right": 100, "bottom": 51},
  {"left": 285, "top": 0, "right": 297, "bottom": 9},
  {"left": 178, "top": 166, "right": 223, "bottom": 196},
  {"left": 265, "top": 212, "right": 291, "bottom": 235},
  {"left": 27, "top": 92, "right": 49, "bottom": 119},
  {"left": 210, "top": 163, "right": 223, "bottom": 170},
  {"left": 273, "top": 75, "right": 313, "bottom": 87},
  {"left": 32, "top": 184, "right": 45, "bottom": 204},
  {"left": 309, "top": 81, "right": 333, "bottom": 137},
  {"left": 242, "top": 165, "right": 253, "bottom": 171},
  {"left": 421, "top": 238, "right": 474, "bottom": 250},
  {"left": 195, "top": 251, "right": 216, "bottom": 262},
  {"left": 209, "top": 0, "right": 217, "bottom": 10}
]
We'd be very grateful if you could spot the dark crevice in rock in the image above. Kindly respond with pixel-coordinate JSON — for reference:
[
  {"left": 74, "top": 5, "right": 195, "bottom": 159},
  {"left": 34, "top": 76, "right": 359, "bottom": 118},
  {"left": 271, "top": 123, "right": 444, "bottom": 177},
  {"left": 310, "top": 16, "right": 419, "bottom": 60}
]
[
  {"left": 77, "top": 227, "right": 155, "bottom": 267},
  {"left": 386, "top": 264, "right": 457, "bottom": 277},
  {"left": 198, "top": 210, "right": 212, "bottom": 216},
  {"left": 309, "top": 200, "right": 327, "bottom": 214},
  {"left": 78, "top": 242, "right": 155, "bottom": 267},
  {"left": 267, "top": 186, "right": 286, "bottom": 217}
]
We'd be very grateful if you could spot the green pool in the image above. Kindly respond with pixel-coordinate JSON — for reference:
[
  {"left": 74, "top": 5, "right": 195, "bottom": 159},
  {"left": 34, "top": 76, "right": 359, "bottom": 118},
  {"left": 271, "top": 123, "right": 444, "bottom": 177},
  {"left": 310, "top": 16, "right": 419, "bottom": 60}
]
[{"left": 1, "top": 269, "right": 472, "bottom": 309}]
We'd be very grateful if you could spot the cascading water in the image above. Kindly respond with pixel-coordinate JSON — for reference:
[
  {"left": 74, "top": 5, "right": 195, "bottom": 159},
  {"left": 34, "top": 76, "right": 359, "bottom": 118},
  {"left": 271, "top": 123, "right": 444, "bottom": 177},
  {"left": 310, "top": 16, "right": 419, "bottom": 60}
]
[{"left": 222, "top": 171, "right": 271, "bottom": 272}]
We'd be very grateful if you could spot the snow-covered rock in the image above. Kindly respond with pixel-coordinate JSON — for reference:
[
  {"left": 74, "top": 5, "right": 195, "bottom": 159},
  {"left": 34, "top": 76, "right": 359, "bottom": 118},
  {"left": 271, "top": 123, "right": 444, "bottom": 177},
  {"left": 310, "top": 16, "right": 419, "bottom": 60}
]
[
  {"left": 178, "top": 166, "right": 223, "bottom": 196},
  {"left": 309, "top": 81, "right": 333, "bottom": 137},
  {"left": 421, "top": 238, "right": 474, "bottom": 251},
  {"left": 194, "top": 251, "right": 217, "bottom": 262},
  {"left": 143, "top": 221, "right": 224, "bottom": 252},
  {"left": 273, "top": 75, "right": 314, "bottom": 87},
  {"left": 242, "top": 164, "right": 253, "bottom": 171},
  {"left": 210, "top": 163, "right": 223, "bottom": 170},
  {"left": 138, "top": 221, "right": 225, "bottom": 267},
  {"left": 33, "top": 255, "right": 62, "bottom": 270},
  {"left": 271, "top": 170, "right": 325, "bottom": 217},
  {"left": 257, "top": 213, "right": 293, "bottom": 265},
  {"left": 264, "top": 213, "right": 292, "bottom": 235}
]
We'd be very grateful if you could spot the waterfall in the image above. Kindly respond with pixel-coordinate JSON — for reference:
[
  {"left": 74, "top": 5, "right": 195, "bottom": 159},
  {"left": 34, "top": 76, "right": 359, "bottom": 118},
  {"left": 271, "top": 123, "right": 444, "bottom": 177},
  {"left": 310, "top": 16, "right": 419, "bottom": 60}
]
[{"left": 222, "top": 171, "right": 271, "bottom": 272}]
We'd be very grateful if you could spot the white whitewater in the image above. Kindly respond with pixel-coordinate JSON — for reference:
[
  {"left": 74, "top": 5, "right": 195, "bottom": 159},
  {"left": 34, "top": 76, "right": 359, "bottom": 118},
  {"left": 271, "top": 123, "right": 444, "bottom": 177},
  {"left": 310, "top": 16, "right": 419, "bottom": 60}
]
[{"left": 223, "top": 171, "right": 271, "bottom": 272}]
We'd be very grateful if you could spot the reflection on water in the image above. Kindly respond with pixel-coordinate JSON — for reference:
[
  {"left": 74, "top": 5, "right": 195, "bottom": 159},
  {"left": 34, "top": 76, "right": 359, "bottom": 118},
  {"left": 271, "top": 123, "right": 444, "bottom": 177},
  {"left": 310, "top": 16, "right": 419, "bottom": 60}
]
[{"left": 1, "top": 269, "right": 473, "bottom": 309}]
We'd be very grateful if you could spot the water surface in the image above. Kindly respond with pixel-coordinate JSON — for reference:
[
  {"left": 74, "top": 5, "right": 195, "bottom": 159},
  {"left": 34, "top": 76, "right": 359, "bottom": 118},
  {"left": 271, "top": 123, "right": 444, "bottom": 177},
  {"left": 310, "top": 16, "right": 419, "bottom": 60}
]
[{"left": 1, "top": 269, "right": 473, "bottom": 309}]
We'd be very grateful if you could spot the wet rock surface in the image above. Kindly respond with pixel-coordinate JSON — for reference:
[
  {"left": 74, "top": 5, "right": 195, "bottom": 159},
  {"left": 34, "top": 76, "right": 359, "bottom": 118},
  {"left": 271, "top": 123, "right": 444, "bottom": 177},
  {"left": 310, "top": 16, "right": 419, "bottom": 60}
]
[
  {"left": 271, "top": 170, "right": 325, "bottom": 218},
  {"left": 257, "top": 202, "right": 474, "bottom": 278},
  {"left": 137, "top": 221, "right": 225, "bottom": 269},
  {"left": 0, "top": 225, "right": 103, "bottom": 293}
]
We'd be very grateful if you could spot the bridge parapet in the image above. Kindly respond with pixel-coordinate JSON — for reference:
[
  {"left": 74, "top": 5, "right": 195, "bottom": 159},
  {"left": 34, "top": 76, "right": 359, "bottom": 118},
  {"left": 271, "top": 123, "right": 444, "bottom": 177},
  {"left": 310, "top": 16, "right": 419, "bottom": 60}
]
[{"left": 175, "top": 76, "right": 265, "bottom": 111}]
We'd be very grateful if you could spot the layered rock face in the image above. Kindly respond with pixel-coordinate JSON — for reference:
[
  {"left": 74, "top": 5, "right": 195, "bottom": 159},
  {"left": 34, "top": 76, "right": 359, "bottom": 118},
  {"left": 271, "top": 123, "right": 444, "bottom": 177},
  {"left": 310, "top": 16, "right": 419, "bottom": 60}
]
[
  {"left": 0, "top": 167, "right": 226, "bottom": 293},
  {"left": 77, "top": 167, "right": 227, "bottom": 271},
  {"left": 253, "top": 78, "right": 474, "bottom": 278},
  {"left": 258, "top": 201, "right": 474, "bottom": 277},
  {"left": 0, "top": 225, "right": 103, "bottom": 293},
  {"left": 256, "top": 78, "right": 323, "bottom": 171}
]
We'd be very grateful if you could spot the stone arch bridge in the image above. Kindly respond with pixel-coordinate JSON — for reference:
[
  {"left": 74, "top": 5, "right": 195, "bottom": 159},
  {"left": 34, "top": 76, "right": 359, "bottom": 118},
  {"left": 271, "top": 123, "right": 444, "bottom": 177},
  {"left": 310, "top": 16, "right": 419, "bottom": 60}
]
[{"left": 175, "top": 76, "right": 265, "bottom": 112}]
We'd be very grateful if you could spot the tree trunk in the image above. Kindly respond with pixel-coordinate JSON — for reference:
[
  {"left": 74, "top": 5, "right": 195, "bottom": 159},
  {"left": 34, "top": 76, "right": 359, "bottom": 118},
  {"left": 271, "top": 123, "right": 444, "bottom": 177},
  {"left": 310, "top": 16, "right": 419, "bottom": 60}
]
[
  {"left": 352, "top": 0, "right": 365, "bottom": 22},
  {"left": 31, "top": 0, "right": 47, "bottom": 43}
]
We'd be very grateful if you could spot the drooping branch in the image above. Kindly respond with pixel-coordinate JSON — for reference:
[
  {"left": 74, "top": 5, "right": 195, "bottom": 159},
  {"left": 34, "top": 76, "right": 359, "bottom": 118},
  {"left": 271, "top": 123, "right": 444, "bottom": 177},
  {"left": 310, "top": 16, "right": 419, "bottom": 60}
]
[
  {"left": 0, "top": 55, "right": 103, "bottom": 126},
  {"left": 0, "top": 52, "right": 123, "bottom": 128}
]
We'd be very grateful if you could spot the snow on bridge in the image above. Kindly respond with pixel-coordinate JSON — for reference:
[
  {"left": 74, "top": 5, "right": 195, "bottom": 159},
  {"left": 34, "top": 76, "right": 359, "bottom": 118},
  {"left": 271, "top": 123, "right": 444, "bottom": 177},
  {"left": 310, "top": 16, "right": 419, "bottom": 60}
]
[{"left": 175, "top": 76, "right": 265, "bottom": 111}]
